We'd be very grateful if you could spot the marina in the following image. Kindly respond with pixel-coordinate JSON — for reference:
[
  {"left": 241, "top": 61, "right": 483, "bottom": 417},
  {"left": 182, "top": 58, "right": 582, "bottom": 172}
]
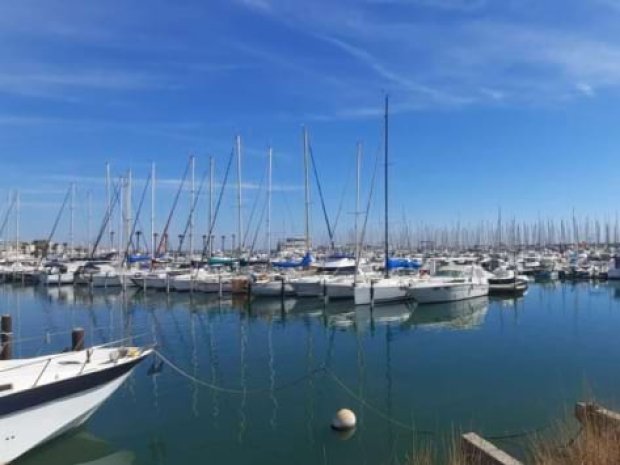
[
  {"left": 4, "top": 1, "right": 620, "bottom": 462},
  {"left": 0, "top": 276, "right": 619, "bottom": 463}
]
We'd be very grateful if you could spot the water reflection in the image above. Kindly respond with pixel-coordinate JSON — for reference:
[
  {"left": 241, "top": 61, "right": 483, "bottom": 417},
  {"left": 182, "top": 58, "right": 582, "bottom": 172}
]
[
  {"left": 16, "top": 431, "right": 134, "bottom": 465},
  {"left": 407, "top": 297, "right": 489, "bottom": 330},
  {"left": 6, "top": 282, "right": 620, "bottom": 465}
]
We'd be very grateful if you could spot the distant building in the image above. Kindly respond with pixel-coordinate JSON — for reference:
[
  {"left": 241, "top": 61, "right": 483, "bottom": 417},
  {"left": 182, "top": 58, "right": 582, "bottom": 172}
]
[{"left": 277, "top": 237, "right": 307, "bottom": 253}]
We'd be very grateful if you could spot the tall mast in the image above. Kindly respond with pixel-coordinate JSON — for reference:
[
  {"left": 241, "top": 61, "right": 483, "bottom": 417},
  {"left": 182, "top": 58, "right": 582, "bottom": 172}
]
[
  {"left": 384, "top": 95, "right": 389, "bottom": 279},
  {"left": 303, "top": 126, "right": 310, "bottom": 253},
  {"left": 105, "top": 162, "right": 111, "bottom": 250},
  {"left": 209, "top": 156, "right": 214, "bottom": 257},
  {"left": 87, "top": 189, "right": 92, "bottom": 254},
  {"left": 125, "top": 170, "right": 132, "bottom": 256},
  {"left": 69, "top": 183, "right": 74, "bottom": 257},
  {"left": 5, "top": 191, "right": 9, "bottom": 257},
  {"left": 355, "top": 142, "right": 362, "bottom": 258},
  {"left": 207, "top": 156, "right": 215, "bottom": 241},
  {"left": 118, "top": 175, "right": 123, "bottom": 253},
  {"left": 236, "top": 135, "right": 243, "bottom": 258},
  {"left": 15, "top": 190, "right": 19, "bottom": 256},
  {"left": 189, "top": 154, "right": 195, "bottom": 258},
  {"left": 267, "top": 146, "right": 273, "bottom": 256},
  {"left": 151, "top": 162, "right": 156, "bottom": 256}
]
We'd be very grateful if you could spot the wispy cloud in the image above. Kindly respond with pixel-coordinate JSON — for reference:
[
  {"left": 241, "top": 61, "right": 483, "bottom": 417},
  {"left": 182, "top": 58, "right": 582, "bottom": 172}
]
[
  {"left": 364, "top": 0, "right": 487, "bottom": 11},
  {"left": 0, "top": 68, "right": 175, "bottom": 100},
  {"left": 232, "top": 0, "right": 620, "bottom": 114}
]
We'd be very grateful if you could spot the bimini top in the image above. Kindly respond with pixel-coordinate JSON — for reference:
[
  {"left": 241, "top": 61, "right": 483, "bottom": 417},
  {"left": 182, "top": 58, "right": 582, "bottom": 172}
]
[{"left": 271, "top": 252, "right": 314, "bottom": 268}]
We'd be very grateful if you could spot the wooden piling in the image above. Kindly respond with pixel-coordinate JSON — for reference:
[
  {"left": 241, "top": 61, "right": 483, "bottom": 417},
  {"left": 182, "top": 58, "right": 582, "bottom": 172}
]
[
  {"left": 575, "top": 402, "right": 620, "bottom": 431},
  {"left": 71, "top": 327, "right": 85, "bottom": 351},
  {"left": 461, "top": 432, "right": 523, "bottom": 465},
  {"left": 0, "top": 315, "right": 12, "bottom": 360}
]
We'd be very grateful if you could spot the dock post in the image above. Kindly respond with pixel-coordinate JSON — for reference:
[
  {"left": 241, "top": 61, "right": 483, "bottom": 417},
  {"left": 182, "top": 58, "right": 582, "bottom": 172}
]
[
  {"left": 0, "top": 315, "right": 12, "bottom": 360},
  {"left": 575, "top": 402, "right": 620, "bottom": 432},
  {"left": 370, "top": 280, "right": 375, "bottom": 307},
  {"left": 71, "top": 327, "right": 85, "bottom": 351}
]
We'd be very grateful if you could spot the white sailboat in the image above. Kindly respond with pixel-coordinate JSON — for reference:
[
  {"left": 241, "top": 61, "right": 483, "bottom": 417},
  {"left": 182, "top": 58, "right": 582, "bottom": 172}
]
[
  {"left": 0, "top": 344, "right": 151, "bottom": 463},
  {"left": 353, "top": 96, "right": 414, "bottom": 305}
]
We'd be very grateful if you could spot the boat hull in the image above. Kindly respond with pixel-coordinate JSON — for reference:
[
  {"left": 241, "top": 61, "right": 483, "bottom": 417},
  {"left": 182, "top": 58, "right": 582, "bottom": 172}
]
[
  {"left": 91, "top": 273, "right": 123, "bottom": 288},
  {"left": 353, "top": 282, "right": 412, "bottom": 305},
  {"left": 325, "top": 281, "right": 354, "bottom": 299},
  {"left": 410, "top": 283, "right": 489, "bottom": 304},
  {"left": 251, "top": 281, "right": 295, "bottom": 297},
  {"left": 0, "top": 357, "right": 143, "bottom": 463},
  {"left": 488, "top": 281, "right": 528, "bottom": 295},
  {"left": 39, "top": 273, "right": 75, "bottom": 286},
  {"left": 291, "top": 279, "right": 324, "bottom": 297}
]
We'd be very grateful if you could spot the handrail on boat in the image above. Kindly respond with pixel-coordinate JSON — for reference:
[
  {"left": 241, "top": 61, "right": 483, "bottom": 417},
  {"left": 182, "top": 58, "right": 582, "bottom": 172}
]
[
  {"left": 31, "top": 358, "right": 51, "bottom": 388},
  {"left": 0, "top": 333, "right": 149, "bottom": 375}
]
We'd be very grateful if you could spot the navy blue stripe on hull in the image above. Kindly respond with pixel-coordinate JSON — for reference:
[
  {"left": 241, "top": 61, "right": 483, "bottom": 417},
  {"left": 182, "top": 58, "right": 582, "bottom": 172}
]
[{"left": 0, "top": 355, "right": 146, "bottom": 417}]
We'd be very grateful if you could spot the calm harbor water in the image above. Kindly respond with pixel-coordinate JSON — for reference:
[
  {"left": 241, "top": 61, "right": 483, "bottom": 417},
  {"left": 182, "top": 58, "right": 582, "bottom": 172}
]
[{"left": 5, "top": 281, "right": 620, "bottom": 464}]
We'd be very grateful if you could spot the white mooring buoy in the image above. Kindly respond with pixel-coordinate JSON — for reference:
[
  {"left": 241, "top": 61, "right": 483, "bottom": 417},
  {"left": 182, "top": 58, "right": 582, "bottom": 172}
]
[{"left": 331, "top": 408, "right": 357, "bottom": 431}]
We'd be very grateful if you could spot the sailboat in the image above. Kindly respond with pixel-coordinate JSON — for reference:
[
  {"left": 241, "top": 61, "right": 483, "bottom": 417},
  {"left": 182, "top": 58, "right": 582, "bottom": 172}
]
[
  {"left": 290, "top": 143, "right": 363, "bottom": 298},
  {"left": 0, "top": 342, "right": 151, "bottom": 463},
  {"left": 252, "top": 132, "right": 313, "bottom": 297},
  {"left": 353, "top": 96, "right": 417, "bottom": 306}
]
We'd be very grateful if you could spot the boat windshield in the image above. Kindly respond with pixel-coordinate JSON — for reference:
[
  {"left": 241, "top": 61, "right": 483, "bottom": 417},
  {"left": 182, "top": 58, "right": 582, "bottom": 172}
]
[{"left": 435, "top": 269, "right": 464, "bottom": 278}]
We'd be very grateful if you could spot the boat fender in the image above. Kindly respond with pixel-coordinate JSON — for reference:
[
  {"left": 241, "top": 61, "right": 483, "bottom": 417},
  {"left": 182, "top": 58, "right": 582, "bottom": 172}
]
[{"left": 126, "top": 347, "right": 141, "bottom": 358}]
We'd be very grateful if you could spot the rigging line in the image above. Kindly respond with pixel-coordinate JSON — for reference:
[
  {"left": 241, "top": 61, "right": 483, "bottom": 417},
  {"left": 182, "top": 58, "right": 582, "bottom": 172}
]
[
  {"left": 202, "top": 149, "right": 235, "bottom": 259},
  {"left": 45, "top": 185, "right": 72, "bottom": 257},
  {"left": 156, "top": 158, "right": 191, "bottom": 257},
  {"left": 356, "top": 144, "right": 382, "bottom": 268},
  {"left": 249, "top": 193, "right": 268, "bottom": 257},
  {"left": 0, "top": 193, "right": 17, "bottom": 242},
  {"left": 242, "top": 162, "right": 267, "bottom": 249},
  {"left": 308, "top": 141, "right": 335, "bottom": 248},
  {"left": 153, "top": 349, "right": 326, "bottom": 395},
  {"left": 123, "top": 172, "right": 152, "bottom": 265},
  {"left": 177, "top": 169, "right": 209, "bottom": 254},
  {"left": 331, "top": 156, "right": 355, "bottom": 242},
  {"left": 91, "top": 180, "right": 122, "bottom": 258}
]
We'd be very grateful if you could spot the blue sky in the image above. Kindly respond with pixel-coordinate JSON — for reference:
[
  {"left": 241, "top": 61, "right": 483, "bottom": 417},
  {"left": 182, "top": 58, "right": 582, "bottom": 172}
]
[{"left": 2, "top": 0, "right": 620, "bottom": 247}]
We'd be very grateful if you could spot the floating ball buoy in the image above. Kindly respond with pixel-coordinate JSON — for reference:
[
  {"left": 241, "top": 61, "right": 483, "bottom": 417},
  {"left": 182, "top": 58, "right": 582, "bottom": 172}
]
[{"left": 331, "top": 408, "right": 357, "bottom": 431}]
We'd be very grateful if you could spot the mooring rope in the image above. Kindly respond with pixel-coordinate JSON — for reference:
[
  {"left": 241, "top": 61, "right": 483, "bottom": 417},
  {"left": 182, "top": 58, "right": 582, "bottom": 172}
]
[
  {"left": 151, "top": 349, "right": 560, "bottom": 442},
  {"left": 153, "top": 349, "right": 326, "bottom": 395},
  {"left": 326, "top": 367, "right": 558, "bottom": 441},
  {"left": 326, "top": 367, "right": 435, "bottom": 435}
]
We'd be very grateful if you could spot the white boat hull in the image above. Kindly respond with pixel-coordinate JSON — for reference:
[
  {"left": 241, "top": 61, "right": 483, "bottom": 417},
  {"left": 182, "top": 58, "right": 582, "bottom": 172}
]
[
  {"left": 608, "top": 269, "right": 620, "bottom": 280},
  {"left": 325, "top": 282, "right": 354, "bottom": 299},
  {"left": 251, "top": 281, "right": 295, "bottom": 297},
  {"left": 171, "top": 277, "right": 197, "bottom": 292},
  {"left": 410, "top": 283, "right": 488, "bottom": 304},
  {"left": 353, "top": 281, "right": 412, "bottom": 305},
  {"left": 91, "top": 273, "right": 123, "bottom": 288},
  {"left": 40, "top": 273, "right": 74, "bottom": 286},
  {"left": 195, "top": 279, "right": 232, "bottom": 293},
  {"left": 0, "top": 354, "right": 145, "bottom": 464},
  {"left": 291, "top": 279, "right": 324, "bottom": 297}
]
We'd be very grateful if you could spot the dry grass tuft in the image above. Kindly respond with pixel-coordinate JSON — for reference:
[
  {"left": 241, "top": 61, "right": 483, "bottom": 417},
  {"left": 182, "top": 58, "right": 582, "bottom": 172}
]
[
  {"left": 407, "top": 406, "right": 620, "bottom": 465},
  {"left": 531, "top": 415, "right": 620, "bottom": 465}
]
